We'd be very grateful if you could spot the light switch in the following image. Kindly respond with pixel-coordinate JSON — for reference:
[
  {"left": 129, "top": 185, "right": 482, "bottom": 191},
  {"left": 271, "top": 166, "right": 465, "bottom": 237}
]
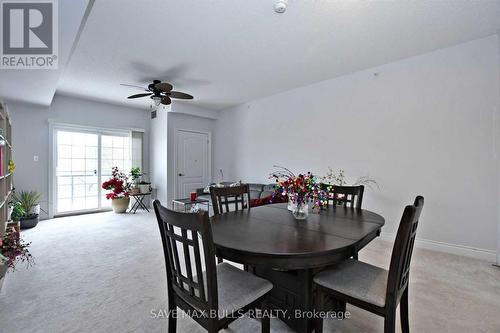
[{"left": 33, "top": 155, "right": 39, "bottom": 162}]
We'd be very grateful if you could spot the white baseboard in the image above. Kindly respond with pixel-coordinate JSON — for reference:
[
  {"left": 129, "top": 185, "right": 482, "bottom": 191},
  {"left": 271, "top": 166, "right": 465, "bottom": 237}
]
[{"left": 379, "top": 232, "right": 497, "bottom": 263}]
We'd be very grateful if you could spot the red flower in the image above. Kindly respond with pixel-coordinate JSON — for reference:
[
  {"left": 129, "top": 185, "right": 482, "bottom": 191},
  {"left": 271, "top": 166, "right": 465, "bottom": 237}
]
[{"left": 101, "top": 167, "right": 131, "bottom": 200}]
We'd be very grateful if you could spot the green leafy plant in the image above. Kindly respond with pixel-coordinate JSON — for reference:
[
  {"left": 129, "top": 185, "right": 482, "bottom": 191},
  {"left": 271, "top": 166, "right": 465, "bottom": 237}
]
[
  {"left": 10, "top": 202, "right": 25, "bottom": 222},
  {"left": 0, "top": 227, "right": 34, "bottom": 269},
  {"left": 12, "top": 190, "right": 41, "bottom": 218},
  {"left": 130, "top": 167, "right": 142, "bottom": 181}
]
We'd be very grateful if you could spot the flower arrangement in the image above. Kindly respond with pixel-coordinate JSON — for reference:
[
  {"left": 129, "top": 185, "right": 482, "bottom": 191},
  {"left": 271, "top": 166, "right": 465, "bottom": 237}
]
[
  {"left": 270, "top": 166, "right": 326, "bottom": 209},
  {"left": 0, "top": 227, "right": 34, "bottom": 270},
  {"left": 102, "top": 167, "right": 131, "bottom": 200}
]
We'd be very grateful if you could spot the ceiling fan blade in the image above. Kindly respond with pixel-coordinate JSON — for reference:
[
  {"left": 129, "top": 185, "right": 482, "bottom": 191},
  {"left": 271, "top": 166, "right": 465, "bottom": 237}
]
[
  {"left": 155, "top": 82, "right": 173, "bottom": 92},
  {"left": 168, "top": 91, "right": 193, "bottom": 99},
  {"left": 161, "top": 96, "right": 171, "bottom": 105},
  {"left": 127, "top": 93, "right": 152, "bottom": 99},
  {"left": 120, "top": 83, "right": 148, "bottom": 91}
]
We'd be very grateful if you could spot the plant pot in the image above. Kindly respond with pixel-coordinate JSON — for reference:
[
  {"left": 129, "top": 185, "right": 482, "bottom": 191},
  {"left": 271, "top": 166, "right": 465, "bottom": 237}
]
[
  {"left": 111, "top": 197, "right": 130, "bottom": 213},
  {"left": 20, "top": 214, "right": 39, "bottom": 229},
  {"left": 139, "top": 184, "right": 151, "bottom": 193},
  {"left": 29, "top": 204, "right": 40, "bottom": 215},
  {"left": 0, "top": 263, "right": 7, "bottom": 290}
]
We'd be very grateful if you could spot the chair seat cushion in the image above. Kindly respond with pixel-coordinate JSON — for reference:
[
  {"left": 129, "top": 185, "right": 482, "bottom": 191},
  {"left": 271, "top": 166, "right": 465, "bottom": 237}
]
[
  {"left": 215, "top": 263, "right": 273, "bottom": 315},
  {"left": 313, "top": 259, "right": 388, "bottom": 307}
]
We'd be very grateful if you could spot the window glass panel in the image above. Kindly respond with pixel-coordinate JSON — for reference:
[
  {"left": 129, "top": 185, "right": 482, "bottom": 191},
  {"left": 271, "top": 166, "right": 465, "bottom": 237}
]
[
  {"left": 72, "top": 159, "right": 85, "bottom": 173},
  {"left": 113, "top": 148, "right": 124, "bottom": 160},
  {"left": 72, "top": 145, "right": 85, "bottom": 159},
  {"left": 85, "top": 133, "right": 98, "bottom": 146},
  {"left": 58, "top": 145, "right": 71, "bottom": 158},
  {"left": 102, "top": 147, "right": 112, "bottom": 159},
  {"left": 101, "top": 135, "right": 113, "bottom": 147},
  {"left": 58, "top": 176, "right": 72, "bottom": 185},
  {"left": 57, "top": 131, "right": 72, "bottom": 144},
  {"left": 85, "top": 146, "right": 97, "bottom": 157},
  {"left": 85, "top": 197, "right": 98, "bottom": 209},
  {"left": 58, "top": 158, "right": 71, "bottom": 172},
  {"left": 58, "top": 199, "right": 72, "bottom": 212},
  {"left": 74, "top": 185, "right": 86, "bottom": 198},
  {"left": 85, "top": 159, "right": 97, "bottom": 173},
  {"left": 71, "top": 132, "right": 87, "bottom": 145},
  {"left": 112, "top": 136, "right": 124, "bottom": 147},
  {"left": 57, "top": 185, "right": 72, "bottom": 199}
]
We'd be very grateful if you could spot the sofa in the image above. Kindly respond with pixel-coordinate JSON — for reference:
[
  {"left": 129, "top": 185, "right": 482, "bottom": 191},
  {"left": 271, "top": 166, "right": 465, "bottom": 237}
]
[{"left": 196, "top": 182, "right": 286, "bottom": 208}]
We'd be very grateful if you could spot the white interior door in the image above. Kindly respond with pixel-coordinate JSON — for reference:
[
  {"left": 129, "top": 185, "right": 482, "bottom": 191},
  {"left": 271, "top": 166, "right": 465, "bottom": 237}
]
[{"left": 177, "top": 130, "right": 209, "bottom": 198}]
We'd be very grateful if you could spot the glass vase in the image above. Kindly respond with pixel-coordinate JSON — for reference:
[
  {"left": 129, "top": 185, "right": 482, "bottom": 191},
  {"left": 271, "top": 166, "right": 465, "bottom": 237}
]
[
  {"left": 292, "top": 201, "right": 309, "bottom": 220},
  {"left": 287, "top": 194, "right": 295, "bottom": 211}
]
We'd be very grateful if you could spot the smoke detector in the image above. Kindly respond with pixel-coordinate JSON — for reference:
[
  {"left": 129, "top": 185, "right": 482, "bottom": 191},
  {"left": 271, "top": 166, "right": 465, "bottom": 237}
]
[{"left": 274, "top": 0, "right": 288, "bottom": 13}]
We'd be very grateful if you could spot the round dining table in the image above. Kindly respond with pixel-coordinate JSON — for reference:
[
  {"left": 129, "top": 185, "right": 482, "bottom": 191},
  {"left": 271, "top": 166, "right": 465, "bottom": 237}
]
[{"left": 211, "top": 203, "right": 385, "bottom": 333}]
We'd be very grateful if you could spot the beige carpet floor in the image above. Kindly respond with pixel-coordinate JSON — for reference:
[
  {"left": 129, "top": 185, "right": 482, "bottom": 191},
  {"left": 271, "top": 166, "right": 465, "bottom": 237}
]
[{"left": 0, "top": 211, "right": 499, "bottom": 333}]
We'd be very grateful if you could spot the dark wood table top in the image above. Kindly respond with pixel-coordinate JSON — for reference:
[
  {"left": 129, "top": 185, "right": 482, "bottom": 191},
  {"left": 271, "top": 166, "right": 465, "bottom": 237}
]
[{"left": 211, "top": 203, "right": 385, "bottom": 269}]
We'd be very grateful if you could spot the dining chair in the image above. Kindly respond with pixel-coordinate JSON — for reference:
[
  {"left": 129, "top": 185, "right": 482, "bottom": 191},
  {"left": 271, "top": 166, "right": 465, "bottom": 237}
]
[
  {"left": 321, "top": 184, "right": 365, "bottom": 209},
  {"left": 153, "top": 200, "right": 273, "bottom": 333},
  {"left": 313, "top": 196, "right": 424, "bottom": 333},
  {"left": 209, "top": 184, "right": 250, "bottom": 215},
  {"left": 210, "top": 184, "right": 250, "bottom": 264},
  {"left": 321, "top": 184, "right": 365, "bottom": 259}
]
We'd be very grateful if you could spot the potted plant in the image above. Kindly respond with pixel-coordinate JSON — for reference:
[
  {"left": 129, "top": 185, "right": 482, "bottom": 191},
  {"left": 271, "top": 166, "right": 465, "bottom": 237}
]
[
  {"left": 0, "top": 226, "right": 34, "bottom": 289},
  {"left": 102, "top": 167, "right": 131, "bottom": 213},
  {"left": 10, "top": 202, "right": 25, "bottom": 223},
  {"left": 12, "top": 190, "right": 41, "bottom": 229},
  {"left": 129, "top": 167, "right": 142, "bottom": 195}
]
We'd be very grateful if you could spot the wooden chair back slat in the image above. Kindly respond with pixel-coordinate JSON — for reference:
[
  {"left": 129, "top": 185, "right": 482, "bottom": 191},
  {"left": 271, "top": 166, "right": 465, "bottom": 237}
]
[
  {"left": 192, "top": 229, "right": 207, "bottom": 302},
  {"left": 210, "top": 184, "right": 250, "bottom": 215},
  {"left": 154, "top": 200, "right": 218, "bottom": 313}
]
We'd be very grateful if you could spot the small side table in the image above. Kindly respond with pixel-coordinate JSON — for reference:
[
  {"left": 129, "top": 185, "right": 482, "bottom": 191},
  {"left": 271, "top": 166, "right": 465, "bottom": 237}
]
[
  {"left": 171, "top": 198, "right": 210, "bottom": 212},
  {"left": 129, "top": 192, "right": 151, "bottom": 214}
]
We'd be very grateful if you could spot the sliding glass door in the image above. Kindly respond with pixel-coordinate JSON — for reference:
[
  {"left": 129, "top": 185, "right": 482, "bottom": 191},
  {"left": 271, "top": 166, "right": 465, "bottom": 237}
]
[
  {"left": 100, "top": 134, "right": 131, "bottom": 208},
  {"left": 54, "top": 128, "right": 131, "bottom": 215}
]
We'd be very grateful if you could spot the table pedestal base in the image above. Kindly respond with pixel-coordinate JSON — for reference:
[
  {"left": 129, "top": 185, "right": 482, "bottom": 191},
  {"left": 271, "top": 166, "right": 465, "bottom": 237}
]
[{"left": 252, "top": 266, "right": 346, "bottom": 333}]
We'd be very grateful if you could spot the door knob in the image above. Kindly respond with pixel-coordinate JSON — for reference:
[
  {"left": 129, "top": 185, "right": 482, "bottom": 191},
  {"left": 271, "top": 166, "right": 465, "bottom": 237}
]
[{"left": 178, "top": 173, "right": 184, "bottom": 176}]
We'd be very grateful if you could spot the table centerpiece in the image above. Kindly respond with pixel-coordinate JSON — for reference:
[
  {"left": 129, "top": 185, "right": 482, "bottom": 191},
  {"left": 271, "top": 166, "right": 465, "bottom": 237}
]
[{"left": 271, "top": 166, "right": 326, "bottom": 220}]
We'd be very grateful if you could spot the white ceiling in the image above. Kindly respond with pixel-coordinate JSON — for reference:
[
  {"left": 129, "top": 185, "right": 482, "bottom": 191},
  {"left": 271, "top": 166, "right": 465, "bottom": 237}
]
[
  {"left": 0, "top": 0, "right": 90, "bottom": 106},
  {"left": 4, "top": 1, "right": 500, "bottom": 111}
]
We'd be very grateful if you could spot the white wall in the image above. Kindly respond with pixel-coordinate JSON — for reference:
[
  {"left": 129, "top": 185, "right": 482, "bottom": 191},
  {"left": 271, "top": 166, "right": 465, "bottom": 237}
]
[
  {"left": 149, "top": 105, "right": 216, "bottom": 206},
  {"left": 150, "top": 105, "right": 169, "bottom": 204},
  {"left": 9, "top": 94, "right": 150, "bottom": 218},
  {"left": 214, "top": 36, "right": 500, "bottom": 260}
]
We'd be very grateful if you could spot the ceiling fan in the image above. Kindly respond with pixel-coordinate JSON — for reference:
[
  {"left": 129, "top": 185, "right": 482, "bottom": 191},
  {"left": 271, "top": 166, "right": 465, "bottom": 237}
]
[{"left": 121, "top": 80, "right": 193, "bottom": 106}]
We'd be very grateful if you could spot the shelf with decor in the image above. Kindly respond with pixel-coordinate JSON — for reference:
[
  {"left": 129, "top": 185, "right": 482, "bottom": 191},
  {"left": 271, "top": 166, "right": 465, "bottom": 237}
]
[{"left": 0, "top": 100, "right": 13, "bottom": 237}]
